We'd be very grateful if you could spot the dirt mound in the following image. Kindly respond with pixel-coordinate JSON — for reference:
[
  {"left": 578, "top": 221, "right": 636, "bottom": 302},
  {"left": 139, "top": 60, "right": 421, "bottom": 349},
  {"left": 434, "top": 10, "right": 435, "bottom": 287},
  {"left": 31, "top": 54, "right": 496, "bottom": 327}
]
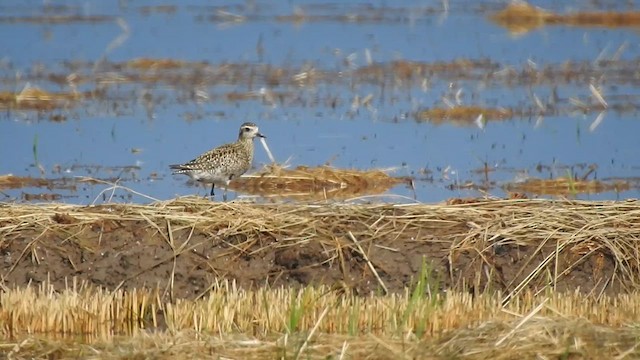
[{"left": 1, "top": 198, "right": 637, "bottom": 300}]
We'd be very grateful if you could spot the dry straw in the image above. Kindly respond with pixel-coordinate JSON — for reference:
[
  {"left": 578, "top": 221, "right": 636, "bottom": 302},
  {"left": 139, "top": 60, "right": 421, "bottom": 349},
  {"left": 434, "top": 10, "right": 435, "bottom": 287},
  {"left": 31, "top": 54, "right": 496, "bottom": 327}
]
[
  {"left": 2, "top": 197, "right": 640, "bottom": 294},
  {"left": 502, "top": 177, "right": 630, "bottom": 196},
  {"left": 490, "top": 1, "right": 640, "bottom": 35},
  {"left": 230, "top": 164, "right": 408, "bottom": 200},
  {"left": 2, "top": 280, "right": 640, "bottom": 359}
]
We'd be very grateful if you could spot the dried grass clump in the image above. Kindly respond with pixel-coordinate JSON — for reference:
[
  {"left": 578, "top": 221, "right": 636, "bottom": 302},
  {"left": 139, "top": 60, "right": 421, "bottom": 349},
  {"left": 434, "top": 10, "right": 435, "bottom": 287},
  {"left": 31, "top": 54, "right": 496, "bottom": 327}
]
[
  {"left": 503, "top": 178, "right": 631, "bottom": 196},
  {"left": 491, "top": 1, "right": 640, "bottom": 35},
  {"left": 415, "top": 106, "right": 513, "bottom": 125},
  {"left": 566, "top": 11, "right": 640, "bottom": 28},
  {"left": 0, "top": 175, "right": 78, "bottom": 191},
  {"left": 0, "top": 86, "right": 83, "bottom": 111},
  {"left": 446, "top": 199, "right": 640, "bottom": 301},
  {"left": 489, "top": 1, "right": 553, "bottom": 34},
  {"left": 126, "top": 58, "right": 188, "bottom": 70},
  {"left": 230, "top": 164, "right": 408, "bottom": 200},
  {"left": 0, "top": 175, "right": 47, "bottom": 190}
]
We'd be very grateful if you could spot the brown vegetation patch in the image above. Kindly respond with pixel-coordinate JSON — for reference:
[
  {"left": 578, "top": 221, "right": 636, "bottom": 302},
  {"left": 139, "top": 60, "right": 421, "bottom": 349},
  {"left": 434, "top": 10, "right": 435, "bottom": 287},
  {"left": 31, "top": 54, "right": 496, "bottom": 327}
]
[
  {"left": 20, "top": 193, "right": 62, "bottom": 202},
  {"left": 491, "top": 1, "right": 640, "bottom": 34},
  {"left": 230, "top": 165, "right": 409, "bottom": 200},
  {"left": 0, "top": 175, "right": 51, "bottom": 190},
  {"left": 203, "top": 5, "right": 442, "bottom": 25},
  {"left": 503, "top": 178, "right": 631, "bottom": 196},
  {"left": 0, "top": 86, "right": 83, "bottom": 111},
  {"left": 415, "top": 106, "right": 513, "bottom": 125},
  {"left": 126, "top": 58, "right": 189, "bottom": 70},
  {"left": 0, "top": 175, "right": 77, "bottom": 191},
  {"left": 355, "top": 59, "right": 499, "bottom": 82}
]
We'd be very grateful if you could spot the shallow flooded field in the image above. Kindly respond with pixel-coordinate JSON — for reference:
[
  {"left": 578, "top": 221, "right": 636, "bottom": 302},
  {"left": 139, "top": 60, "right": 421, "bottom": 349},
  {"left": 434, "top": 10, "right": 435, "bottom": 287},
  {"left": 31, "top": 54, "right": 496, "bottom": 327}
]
[{"left": 2, "top": 0, "right": 640, "bottom": 203}]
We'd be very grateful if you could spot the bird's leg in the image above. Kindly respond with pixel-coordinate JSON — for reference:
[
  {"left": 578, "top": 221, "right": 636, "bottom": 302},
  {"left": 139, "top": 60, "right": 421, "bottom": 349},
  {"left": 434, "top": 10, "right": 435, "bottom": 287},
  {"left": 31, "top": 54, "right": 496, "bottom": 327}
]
[{"left": 209, "top": 183, "right": 216, "bottom": 200}]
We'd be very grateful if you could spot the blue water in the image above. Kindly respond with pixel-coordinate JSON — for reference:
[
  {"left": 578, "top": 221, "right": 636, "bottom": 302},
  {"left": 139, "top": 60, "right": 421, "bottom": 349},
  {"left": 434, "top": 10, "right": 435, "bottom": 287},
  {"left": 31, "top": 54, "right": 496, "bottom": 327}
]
[{"left": 2, "top": 0, "right": 640, "bottom": 203}]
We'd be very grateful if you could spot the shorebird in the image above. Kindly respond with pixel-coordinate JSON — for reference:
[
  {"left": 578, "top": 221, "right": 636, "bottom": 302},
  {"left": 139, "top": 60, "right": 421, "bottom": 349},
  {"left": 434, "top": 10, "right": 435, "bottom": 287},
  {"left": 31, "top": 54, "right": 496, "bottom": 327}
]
[{"left": 169, "top": 122, "right": 265, "bottom": 201}]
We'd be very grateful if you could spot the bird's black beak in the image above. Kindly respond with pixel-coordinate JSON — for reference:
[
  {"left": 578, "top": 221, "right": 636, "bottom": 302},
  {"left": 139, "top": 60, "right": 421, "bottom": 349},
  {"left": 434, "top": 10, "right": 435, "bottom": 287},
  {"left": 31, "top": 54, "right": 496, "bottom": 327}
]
[{"left": 257, "top": 132, "right": 266, "bottom": 138}]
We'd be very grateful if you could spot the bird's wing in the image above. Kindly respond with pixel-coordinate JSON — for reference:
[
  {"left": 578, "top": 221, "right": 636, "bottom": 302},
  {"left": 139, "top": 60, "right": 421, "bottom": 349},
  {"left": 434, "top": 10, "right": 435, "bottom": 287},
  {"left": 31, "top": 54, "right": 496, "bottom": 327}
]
[{"left": 170, "top": 143, "right": 238, "bottom": 171}]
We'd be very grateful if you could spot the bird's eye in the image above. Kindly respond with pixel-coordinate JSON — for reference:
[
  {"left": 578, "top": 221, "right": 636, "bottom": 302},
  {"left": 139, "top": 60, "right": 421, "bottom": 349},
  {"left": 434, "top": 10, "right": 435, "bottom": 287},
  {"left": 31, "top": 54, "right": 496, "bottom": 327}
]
[{"left": 244, "top": 127, "right": 250, "bottom": 132}]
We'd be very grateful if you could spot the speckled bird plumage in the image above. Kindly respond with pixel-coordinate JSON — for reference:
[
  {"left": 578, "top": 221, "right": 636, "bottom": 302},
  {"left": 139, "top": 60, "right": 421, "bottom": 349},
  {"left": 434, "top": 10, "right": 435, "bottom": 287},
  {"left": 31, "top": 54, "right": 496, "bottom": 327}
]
[{"left": 170, "top": 122, "right": 265, "bottom": 200}]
